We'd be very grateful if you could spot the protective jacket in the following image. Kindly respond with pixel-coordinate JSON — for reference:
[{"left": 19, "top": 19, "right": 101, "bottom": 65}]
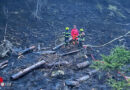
[{"left": 71, "top": 28, "right": 79, "bottom": 40}]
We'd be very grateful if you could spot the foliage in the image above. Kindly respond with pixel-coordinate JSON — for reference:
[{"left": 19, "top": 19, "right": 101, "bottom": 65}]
[
  {"left": 91, "top": 46, "right": 130, "bottom": 90},
  {"left": 107, "top": 78, "right": 129, "bottom": 90},
  {"left": 92, "top": 46, "right": 130, "bottom": 72}
]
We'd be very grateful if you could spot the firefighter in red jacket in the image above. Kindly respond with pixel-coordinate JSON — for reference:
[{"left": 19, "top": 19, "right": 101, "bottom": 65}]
[{"left": 71, "top": 25, "right": 79, "bottom": 45}]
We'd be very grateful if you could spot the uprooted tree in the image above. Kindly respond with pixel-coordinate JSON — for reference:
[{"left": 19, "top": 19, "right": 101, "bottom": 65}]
[{"left": 91, "top": 46, "right": 130, "bottom": 90}]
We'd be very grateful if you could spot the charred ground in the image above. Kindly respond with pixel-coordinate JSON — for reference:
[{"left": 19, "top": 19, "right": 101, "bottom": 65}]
[{"left": 0, "top": 0, "right": 130, "bottom": 90}]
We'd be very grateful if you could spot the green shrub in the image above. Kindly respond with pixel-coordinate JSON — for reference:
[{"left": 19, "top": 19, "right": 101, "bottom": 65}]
[
  {"left": 107, "top": 78, "right": 129, "bottom": 90},
  {"left": 91, "top": 46, "right": 130, "bottom": 90},
  {"left": 93, "top": 46, "right": 130, "bottom": 72}
]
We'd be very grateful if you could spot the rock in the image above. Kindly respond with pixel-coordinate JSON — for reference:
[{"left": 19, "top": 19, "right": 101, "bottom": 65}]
[
  {"left": 0, "top": 40, "right": 12, "bottom": 58},
  {"left": 47, "top": 61, "right": 69, "bottom": 68},
  {"left": 51, "top": 70, "right": 64, "bottom": 77}
]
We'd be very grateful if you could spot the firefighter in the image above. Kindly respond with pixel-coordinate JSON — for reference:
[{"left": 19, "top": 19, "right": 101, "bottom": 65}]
[
  {"left": 79, "top": 28, "right": 85, "bottom": 47},
  {"left": 64, "top": 27, "right": 70, "bottom": 46},
  {"left": 71, "top": 25, "right": 79, "bottom": 45}
]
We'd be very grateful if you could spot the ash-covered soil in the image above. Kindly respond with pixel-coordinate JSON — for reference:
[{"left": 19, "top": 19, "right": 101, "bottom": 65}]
[{"left": 0, "top": 0, "right": 130, "bottom": 90}]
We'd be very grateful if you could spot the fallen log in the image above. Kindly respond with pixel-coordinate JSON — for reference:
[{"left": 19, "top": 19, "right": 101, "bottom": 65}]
[
  {"left": 52, "top": 43, "right": 64, "bottom": 50},
  {"left": 0, "top": 60, "right": 8, "bottom": 69},
  {"left": 61, "top": 49, "right": 80, "bottom": 56},
  {"left": 65, "top": 80, "right": 79, "bottom": 87},
  {"left": 0, "top": 64, "right": 8, "bottom": 69},
  {"left": 53, "top": 38, "right": 72, "bottom": 50},
  {"left": 47, "top": 61, "right": 69, "bottom": 68},
  {"left": 76, "top": 61, "right": 90, "bottom": 69},
  {"left": 76, "top": 75, "right": 90, "bottom": 82},
  {"left": 66, "top": 70, "right": 98, "bottom": 87},
  {"left": 66, "top": 75, "right": 90, "bottom": 87},
  {"left": 18, "top": 46, "right": 36, "bottom": 56},
  {"left": 11, "top": 60, "right": 46, "bottom": 80},
  {"left": 35, "top": 51, "right": 56, "bottom": 55},
  {"left": 87, "top": 69, "right": 98, "bottom": 76}
]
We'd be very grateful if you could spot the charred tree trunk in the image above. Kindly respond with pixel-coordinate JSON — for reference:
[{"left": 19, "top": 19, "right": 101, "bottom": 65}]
[
  {"left": 11, "top": 60, "right": 46, "bottom": 80},
  {"left": 0, "top": 60, "right": 8, "bottom": 69},
  {"left": 35, "top": 51, "right": 56, "bottom": 55},
  {"left": 18, "top": 46, "right": 36, "bottom": 56},
  {"left": 53, "top": 43, "right": 64, "bottom": 50},
  {"left": 53, "top": 38, "right": 72, "bottom": 50},
  {"left": 65, "top": 80, "right": 79, "bottom": 87},
  {"left": 65, "top": 75, "right": 89, "bottom": 86},
  {"left": 61, "top": 49, "right": 80, "bottom": 56}
]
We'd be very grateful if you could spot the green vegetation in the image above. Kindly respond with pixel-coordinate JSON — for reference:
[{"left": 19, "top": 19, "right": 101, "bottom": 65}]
[
  {"left": 91, "top": 46, "right": 130, "bottom": 90},
  {"left": 107, "top": 78, "right": 129, "bottom": 90},
  {"left": 93, "top": 47, "right": 130, "bottom": 71}
]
